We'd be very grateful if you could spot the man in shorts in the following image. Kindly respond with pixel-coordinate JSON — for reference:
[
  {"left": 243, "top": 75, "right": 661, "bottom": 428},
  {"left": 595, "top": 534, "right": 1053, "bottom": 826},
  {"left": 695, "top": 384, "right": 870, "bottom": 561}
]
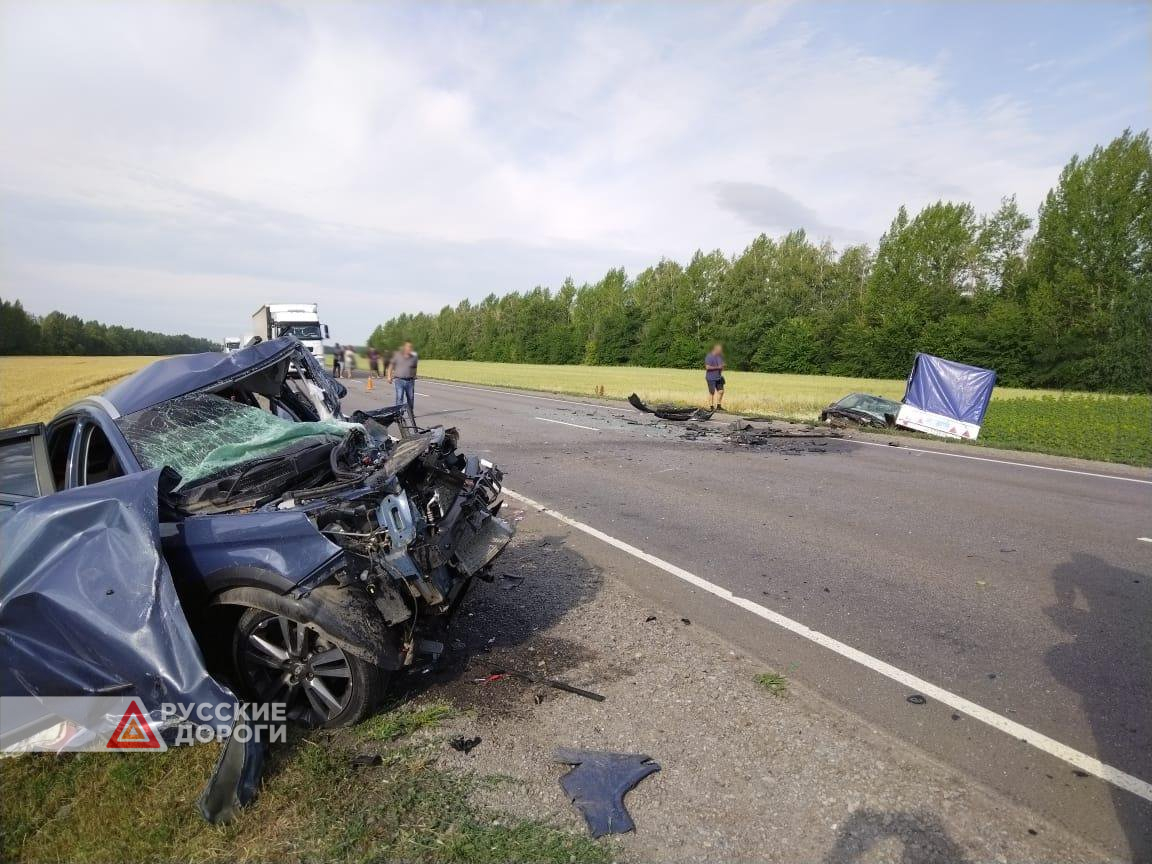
[{"left": 705, "top": 342, "right": 725, "bottom": 410}]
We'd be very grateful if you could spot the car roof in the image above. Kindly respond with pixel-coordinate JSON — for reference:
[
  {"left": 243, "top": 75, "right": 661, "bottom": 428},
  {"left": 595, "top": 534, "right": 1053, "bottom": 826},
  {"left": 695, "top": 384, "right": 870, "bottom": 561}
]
[{"left": 100, "top": 336, "right": 299, "bottom": 417}]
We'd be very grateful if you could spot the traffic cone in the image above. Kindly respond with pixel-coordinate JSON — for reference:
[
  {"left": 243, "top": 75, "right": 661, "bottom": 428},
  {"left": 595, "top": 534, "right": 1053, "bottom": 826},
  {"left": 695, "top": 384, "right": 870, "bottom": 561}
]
[{"left": 366, "top": 376, "right": 374, "bottom": 392}]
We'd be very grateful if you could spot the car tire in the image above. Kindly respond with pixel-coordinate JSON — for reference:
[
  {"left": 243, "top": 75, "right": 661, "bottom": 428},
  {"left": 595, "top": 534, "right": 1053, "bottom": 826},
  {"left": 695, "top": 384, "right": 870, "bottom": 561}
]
[{"left": 232, "top": 607, "right": 387, "bottom": 728}]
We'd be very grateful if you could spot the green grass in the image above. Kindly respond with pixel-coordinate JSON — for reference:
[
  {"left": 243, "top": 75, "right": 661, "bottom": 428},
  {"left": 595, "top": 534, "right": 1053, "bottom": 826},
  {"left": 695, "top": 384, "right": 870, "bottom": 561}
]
[
  {"left": 416, "top": 360, "right": 1151, "bottom": 466},
  {"left": 0, "top": 703, "right": 610, "bottom": 864},
  {"left": 977, "top": 395, "right": 1150, "bottom": 466},
  {"left": 755, "top": 672, "right": 789, "bottom": 697}
]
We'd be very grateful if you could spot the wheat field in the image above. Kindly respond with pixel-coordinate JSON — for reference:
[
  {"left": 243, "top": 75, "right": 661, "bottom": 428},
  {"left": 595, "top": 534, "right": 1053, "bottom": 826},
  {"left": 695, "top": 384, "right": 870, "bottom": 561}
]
[{"left": 0, "top": 356, "right": 154, "bottom": 426}]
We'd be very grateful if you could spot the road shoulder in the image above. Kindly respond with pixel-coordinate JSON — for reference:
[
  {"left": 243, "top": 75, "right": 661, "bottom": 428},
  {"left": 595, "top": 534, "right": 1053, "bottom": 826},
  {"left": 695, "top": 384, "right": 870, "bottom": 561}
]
[{"left": 408, "top": 507, "right": 1117, "bottom": 862}]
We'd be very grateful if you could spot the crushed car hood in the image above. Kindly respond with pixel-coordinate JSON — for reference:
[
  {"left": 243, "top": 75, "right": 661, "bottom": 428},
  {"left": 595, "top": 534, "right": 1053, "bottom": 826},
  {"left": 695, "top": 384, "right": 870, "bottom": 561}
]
[{"left": 101, "top": 336, "right": 337, "bottom": 417}]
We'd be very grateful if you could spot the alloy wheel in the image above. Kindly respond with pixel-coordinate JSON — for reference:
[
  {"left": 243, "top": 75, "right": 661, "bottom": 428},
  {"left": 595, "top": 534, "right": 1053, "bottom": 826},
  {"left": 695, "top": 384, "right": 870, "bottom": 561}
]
[{"left": 239, "top": 614, "right": 353, "bottom": 726}]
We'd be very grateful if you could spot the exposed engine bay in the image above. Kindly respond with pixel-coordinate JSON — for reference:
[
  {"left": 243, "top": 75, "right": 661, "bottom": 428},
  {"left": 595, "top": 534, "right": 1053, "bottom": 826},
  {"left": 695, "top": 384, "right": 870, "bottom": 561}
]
[
  {"left": 107, "top": 340, "right": 515, "bottom": 693},
  {"left": 286, "top": 418, "right": 512, "bottom": 666}
]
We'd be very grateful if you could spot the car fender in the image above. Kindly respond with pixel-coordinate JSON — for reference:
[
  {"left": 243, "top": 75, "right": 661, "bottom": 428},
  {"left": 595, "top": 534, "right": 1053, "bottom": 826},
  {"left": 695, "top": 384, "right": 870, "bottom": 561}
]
[
  {"left": 210, "top": 584, "right": 401, "bottom": 670},
  {"left": 161, "top": 510, "right": 344, "bottom": 599}
]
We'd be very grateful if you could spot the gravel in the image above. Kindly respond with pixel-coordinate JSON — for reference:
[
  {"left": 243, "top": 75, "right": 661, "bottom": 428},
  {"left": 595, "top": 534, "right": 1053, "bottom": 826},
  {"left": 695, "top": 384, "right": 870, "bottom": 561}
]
[{"left": 396, "top": 508, "right": 1118, "bottom": 863}]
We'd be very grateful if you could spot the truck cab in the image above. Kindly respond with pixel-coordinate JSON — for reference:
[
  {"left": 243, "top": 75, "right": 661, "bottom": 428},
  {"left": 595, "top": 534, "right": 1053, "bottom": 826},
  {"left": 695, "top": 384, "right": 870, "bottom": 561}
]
[{"left": 252, "top": 304, "right": 328, "bottom": 365}]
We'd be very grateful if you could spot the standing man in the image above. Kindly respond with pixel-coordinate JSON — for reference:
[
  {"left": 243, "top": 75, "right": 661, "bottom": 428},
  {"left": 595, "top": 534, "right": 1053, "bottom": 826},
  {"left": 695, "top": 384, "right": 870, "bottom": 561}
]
[
  {"left": 368, "top": 347, "right": 381, "bottom": 379},
  {"left": 332, "top": 343, "right": 343, "bottom": 378},
  {"left": 387, "top": 341, "right": 419, "bottom": 413},
  {"left": 705, "top": 342, "right": 726, "bottom": 411}
]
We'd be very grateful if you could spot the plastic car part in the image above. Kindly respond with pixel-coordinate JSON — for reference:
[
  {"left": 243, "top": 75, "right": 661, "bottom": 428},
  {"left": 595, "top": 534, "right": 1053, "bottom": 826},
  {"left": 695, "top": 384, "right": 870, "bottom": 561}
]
[
  {"left": 553, "top": 748, "right": 660, "bottom": 837},
  {"left": 197, "top": 715, "right": 266, "bottom": 824},
  {"left": 628, "top": 393, "right": 713, "bottom": 422}
]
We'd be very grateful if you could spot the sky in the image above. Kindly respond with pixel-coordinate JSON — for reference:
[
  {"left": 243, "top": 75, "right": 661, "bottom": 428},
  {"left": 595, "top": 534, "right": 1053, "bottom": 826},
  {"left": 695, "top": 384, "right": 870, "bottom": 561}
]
[{"left": 0, "top": 1, "right": 1148, "bottom": 344}]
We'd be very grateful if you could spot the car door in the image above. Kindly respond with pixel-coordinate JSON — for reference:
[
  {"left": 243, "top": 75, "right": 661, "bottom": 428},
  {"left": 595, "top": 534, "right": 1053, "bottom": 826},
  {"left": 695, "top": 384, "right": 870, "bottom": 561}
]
[{"left": 0, "top": 423, "right": 55, "bottom": 508}]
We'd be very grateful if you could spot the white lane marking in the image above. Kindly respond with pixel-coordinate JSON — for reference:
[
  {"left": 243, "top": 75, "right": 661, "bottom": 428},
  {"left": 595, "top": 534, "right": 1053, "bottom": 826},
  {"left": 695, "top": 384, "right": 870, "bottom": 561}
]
[
  {"left": 503, "top": 487, "right": 1152, "bottom": 803},
  {"left": 1140, "top": 537, "right": 1152, "bottom": 543},
  {"left": 849, "top": 438, "right": 1152, "bottom": 485},
  {"left": 534, "top": 417, "right": 600, "bottom": 431},
  {"left": 420, "top": 378, "right": 629, "bottom": 412}
]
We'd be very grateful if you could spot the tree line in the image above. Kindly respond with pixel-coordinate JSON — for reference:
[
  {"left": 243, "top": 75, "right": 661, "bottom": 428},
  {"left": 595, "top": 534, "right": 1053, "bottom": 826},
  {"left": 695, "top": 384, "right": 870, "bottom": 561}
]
[
  {"left": 0, "top": 301, "right": 219, "bottom": 356},
  {"left": 370, "top": 130, "right": 1151, "bottom": 393}
]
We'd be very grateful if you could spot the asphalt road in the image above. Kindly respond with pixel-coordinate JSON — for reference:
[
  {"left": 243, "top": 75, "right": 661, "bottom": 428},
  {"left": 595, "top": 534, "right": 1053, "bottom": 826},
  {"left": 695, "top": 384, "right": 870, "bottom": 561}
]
[{"left": 344, "top": 376, "right": 1152, "bottom": 860}]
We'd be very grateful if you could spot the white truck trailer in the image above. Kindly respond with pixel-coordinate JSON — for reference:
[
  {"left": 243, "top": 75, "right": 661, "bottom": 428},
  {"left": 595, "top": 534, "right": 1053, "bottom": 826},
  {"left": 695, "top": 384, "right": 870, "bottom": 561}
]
[{"left": 251, "top": 303, "right": 328, "bottom": 364}]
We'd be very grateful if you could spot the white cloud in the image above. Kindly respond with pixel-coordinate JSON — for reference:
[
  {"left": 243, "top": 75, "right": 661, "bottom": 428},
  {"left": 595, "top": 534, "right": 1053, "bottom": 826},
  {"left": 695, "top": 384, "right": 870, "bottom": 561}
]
[{"left": 0, "top": 0, "right": 1144, "bottom": 340}]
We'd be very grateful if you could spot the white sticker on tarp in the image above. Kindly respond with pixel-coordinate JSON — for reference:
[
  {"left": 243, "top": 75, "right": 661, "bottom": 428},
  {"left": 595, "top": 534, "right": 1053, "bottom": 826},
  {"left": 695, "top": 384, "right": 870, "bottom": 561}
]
[{"left": 896, "top": 404, "right": 981, "bottom": 440}]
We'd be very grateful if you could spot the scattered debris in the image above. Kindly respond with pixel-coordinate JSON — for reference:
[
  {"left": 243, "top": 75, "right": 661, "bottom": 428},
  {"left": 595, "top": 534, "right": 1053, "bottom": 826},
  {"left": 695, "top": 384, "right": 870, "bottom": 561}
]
[
  {"left": 723, "top": 427, "right": 840, "bottom": 446},
  {"left": 553, "top": 748, "right": 661, "bottom": 837},
  {"left": 450, "top": 736, "right": 482, "bottom": 754},
  {"left": 906, "top": 694, "right": 927, "bottom": 705},
  {"left": 628, "top": 393, "right": 713, "bottom": 422},
  {"left": 350, "top": 752, "right": 383, "bottom": 768},
  {"left": 485, "top": 664, "right": 606, "bottom": 702},
  {"left": 645, "top": 615, "right": 657, "bottom": 622},
  {"left": 680, "top": 617, "right": 691, "bottom": 625}
]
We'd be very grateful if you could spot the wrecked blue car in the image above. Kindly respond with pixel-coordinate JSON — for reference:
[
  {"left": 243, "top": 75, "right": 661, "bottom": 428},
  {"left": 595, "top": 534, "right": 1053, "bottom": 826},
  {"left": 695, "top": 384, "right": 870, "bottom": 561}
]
[{"left": 0, "top": 337, "right": 513, "bottom": 729}]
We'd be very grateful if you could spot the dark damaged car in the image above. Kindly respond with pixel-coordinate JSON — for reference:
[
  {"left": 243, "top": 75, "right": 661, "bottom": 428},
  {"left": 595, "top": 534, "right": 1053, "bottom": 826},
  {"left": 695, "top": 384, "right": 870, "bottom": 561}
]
[
  {"left": 0, "top": 337, "right": 513, "bottom": 728},
  {"left": 819, "top": 393, "right": 902, "bottom": 429}
]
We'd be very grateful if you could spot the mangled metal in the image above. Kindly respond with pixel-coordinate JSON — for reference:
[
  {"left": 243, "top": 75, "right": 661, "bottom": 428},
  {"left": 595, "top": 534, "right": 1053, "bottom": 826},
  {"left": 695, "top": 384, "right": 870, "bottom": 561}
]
[
  {"left": 628, "top": 393, "right": 713, "bottom": 422},
  {"left": 819, "top": 393, "right": 901, "bottom": 429},
  {"left": 0, "top": 335, "right": 515, "bottom": 822},
  {"left": 0, "top": 469, "right": 233, "bottom": 716},
  {"left": 0, "top": 469, "right": 262, "bottom": 823}
]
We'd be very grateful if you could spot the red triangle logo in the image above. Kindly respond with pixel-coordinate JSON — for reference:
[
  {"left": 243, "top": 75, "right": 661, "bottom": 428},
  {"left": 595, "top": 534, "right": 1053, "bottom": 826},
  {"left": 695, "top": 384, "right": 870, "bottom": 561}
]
[{"left": 106, "top": 699, "right": 164, "bottom": 750}]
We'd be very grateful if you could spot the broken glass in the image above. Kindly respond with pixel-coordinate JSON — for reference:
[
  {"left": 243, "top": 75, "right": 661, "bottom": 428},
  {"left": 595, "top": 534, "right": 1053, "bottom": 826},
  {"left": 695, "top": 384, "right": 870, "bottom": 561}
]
[{"left": 117, "top": 393, "right": 358, "bottom": 487}]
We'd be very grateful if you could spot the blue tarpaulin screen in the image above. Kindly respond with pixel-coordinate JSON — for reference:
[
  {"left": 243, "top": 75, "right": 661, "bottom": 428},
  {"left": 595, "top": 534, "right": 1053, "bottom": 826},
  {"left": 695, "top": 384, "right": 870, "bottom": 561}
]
[{"left": 902, "top": 353, "right": 996, "bottom": 425}]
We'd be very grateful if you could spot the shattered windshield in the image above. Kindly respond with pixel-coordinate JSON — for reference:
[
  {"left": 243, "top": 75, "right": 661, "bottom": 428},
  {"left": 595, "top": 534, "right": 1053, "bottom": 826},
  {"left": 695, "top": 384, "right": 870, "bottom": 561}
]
[
  {"left": 276, "top": 323, "right": 322, "bottom": 340},
  {"left": 838, "top": 394, "right": 901, "bottom": 416},
  {"left": 117, "top": 392, "right": 355, "bottom": 487}
]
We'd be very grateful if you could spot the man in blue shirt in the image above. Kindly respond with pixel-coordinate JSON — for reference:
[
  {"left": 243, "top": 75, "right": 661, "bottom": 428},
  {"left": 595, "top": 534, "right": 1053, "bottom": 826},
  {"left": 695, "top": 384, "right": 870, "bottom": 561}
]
[{"left": 705, "top": 343, "right": 725, "bottom": 411}]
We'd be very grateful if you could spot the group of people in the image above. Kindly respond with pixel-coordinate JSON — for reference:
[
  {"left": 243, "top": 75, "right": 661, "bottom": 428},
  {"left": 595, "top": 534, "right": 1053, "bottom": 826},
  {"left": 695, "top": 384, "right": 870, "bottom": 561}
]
[
  {"left": 328, "top": 339, "right": 722, "bottom": 416},
  {"left": 331, "top": 341, "right": 419, "bottom": 412}
]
